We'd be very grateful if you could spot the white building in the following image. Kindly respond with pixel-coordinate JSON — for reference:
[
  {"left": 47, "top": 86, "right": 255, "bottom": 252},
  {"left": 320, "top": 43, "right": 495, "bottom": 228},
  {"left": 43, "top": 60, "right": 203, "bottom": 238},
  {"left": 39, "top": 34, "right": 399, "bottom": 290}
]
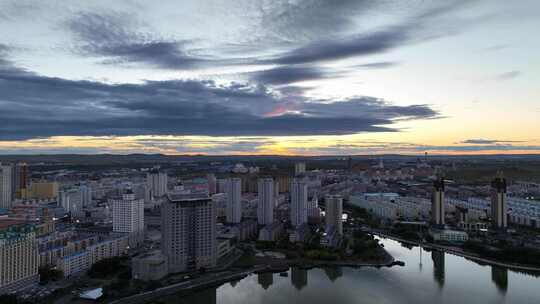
[
  {"left": 0, "top": 164, "right": 13, "bottom": 209},
  {"left": 257, "top": 178, "right": 274, "bottom": 225},
  {"left": 290, "top": 179, "right": 308, "bottom": 227},
  {"left": 147, "top": 169, "right": 168, "bottom": 198},
  {"left": 430, "top": 229, "right": 469, "bottom": 243},
  {"left": 207, "top": 174, "right": 217, "bottom": 195},
  {"left": 80, "top": 185, "right": 92, "bottom": 207},
  {"left": 132, "top": 250, "right": 168, "bottom": 281},
  {"left": 59, "top": 188, "right": 83, "bottom": 217},
  {"left": 161, "top": 192, "right": 217, "bottom": 273},
  {"left": 295, "top": 162, "right": 306, "bottom": 176},
  {"left": 226, "top": 178, "right": 242, "bottom": 224},
  {"left": 111, "top": 190, "right": 144, "bottom": 247},
  {"left": 308, "top": 194, "right": 321, "bottom": 220},
  {"left": 325, "top": 195, "right": 343, "bottom": 235}
]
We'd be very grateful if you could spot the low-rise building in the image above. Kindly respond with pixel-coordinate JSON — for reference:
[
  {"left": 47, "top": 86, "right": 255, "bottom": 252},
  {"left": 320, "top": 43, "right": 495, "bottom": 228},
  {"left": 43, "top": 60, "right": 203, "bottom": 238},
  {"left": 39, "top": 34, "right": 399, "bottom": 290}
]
[
  {"left": 217, "top": 238, "right": 233, "bottom": 260},
  {"left": 430, "top": 229, "right": 469, "bottom": 243},
  {"left": 320, "top": 226, "right": 340, "bottom": 248},
  {"left": 132, "top": 250, "right": 168, "bottom": 281},
  {"left": 258, "top": 222, "right": 284, "bottom": 242},
  {"left": 57, "top": 234, "right": 128, "bottom": 277},
  {"left": 289, "top": 223, "right": 311, "bottom": 243}
]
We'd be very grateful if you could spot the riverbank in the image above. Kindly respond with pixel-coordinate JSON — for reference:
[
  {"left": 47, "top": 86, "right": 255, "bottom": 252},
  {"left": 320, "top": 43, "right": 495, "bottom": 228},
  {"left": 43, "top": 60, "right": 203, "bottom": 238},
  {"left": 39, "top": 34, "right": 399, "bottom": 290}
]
[
  {"left": 109, "top": 246, "right": 398, "bottom": 304},
  {"left": 372, "top": 231, "right": 540, "bottom": 273},
  {"left": 252, "top": 247, "right": 397, "bottom": 274}
]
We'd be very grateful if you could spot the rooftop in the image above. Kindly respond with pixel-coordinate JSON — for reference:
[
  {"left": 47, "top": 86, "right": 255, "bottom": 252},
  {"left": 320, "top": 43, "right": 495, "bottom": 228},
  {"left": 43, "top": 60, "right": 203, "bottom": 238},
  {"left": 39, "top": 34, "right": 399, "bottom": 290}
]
[
  {"left": 167, "top": 192, "right": 210, "bottom": 202},
  {"left": 0, "top": 219, "right": 28, "bottom": 230}
]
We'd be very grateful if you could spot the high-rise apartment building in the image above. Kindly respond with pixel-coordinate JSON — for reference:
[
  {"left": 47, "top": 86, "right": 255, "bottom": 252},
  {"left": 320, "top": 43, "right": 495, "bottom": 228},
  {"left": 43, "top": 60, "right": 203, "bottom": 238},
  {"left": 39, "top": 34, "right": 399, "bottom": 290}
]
[
  {"left": 111, "top": 189, "right": 145, "bottom": 247},
  {"left": 80, "top": 184, "right": 92, "bottom": 207},
  {"left": 308, "top": 194, "right": 320, "bottom": 220},
  {"left": 431, "top": 177, "right": 445, "bottom": 226},
  {"left": 0, "top": 220, "right": 39, "bottom": 294},
  {"left": 325, "top": 195, "right": 343, "bottom": 235},
  {"left": 225, "top": 178, "right": 242, "bottom": 224},
  {"left": 161, "top": 192, "right": 217, "bottom": 273},
  {"left": 12, "top": 163, "right": 29, "bottom": 200},
  {"left": 491, "top": 174, "right": 508, "bottom": 230},
  {"left": 290, "top": 179, "right": 308, "bottom": 227},
  {"left": 147, "top": 169, "right": 168, "bottom": 198},
  {"left": 257, "top": 178, "right": 274, "bottom": 225},
  {"left": 0, "top": 164, "right": 13, "bottom": 209},
  {"left": 59, "top": 188, "right": 83, "bottom": 217},
  {"left": 294, "top": 162, "right": 306, "bottom": 176},
  {"left": 207, "top": 173, "right": 217, "bottom": 195}
]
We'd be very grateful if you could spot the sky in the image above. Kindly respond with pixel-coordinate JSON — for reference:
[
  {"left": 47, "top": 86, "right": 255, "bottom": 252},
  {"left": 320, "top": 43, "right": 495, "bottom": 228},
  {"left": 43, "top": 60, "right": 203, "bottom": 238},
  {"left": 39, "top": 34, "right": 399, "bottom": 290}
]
[{"left": 0, "top": 0, "right": 539, "bottom": 155}]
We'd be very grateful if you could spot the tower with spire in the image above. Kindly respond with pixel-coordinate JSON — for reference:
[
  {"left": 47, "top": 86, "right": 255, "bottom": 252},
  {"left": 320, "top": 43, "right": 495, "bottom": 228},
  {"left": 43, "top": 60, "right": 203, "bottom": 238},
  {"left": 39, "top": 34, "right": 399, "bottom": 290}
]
[
  {"left": 491, "top": 171, "right": 508, "bottom": 230},
  {"left": 431, "top": 170, "right": 445, "bottom": 227}
]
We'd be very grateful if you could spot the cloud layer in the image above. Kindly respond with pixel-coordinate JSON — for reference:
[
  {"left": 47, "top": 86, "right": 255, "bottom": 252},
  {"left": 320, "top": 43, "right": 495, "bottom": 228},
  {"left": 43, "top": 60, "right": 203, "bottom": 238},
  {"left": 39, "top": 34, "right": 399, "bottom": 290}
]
[{"left": 0, "top": 46, "right": 438, "bottom": 140}]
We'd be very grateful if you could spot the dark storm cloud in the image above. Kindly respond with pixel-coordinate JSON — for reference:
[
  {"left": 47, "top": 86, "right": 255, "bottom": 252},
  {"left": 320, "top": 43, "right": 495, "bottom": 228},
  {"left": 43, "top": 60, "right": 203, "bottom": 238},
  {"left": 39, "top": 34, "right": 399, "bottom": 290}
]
[
  {"left": 250, "top": 65, "right": 326, "bottom": 85},
  {"left": 67, "top": 12, "right": 210, "bottom": 69},
  {"left": 0, "top": 57, "right": 438, "bottom": 140}
]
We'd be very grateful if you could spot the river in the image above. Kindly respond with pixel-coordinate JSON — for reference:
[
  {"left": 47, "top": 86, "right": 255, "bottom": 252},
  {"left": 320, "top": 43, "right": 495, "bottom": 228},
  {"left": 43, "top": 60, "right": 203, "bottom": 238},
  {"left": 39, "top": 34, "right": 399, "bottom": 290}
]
[{"left": 156, "top": 237, "right": 540, "bottom": 304}]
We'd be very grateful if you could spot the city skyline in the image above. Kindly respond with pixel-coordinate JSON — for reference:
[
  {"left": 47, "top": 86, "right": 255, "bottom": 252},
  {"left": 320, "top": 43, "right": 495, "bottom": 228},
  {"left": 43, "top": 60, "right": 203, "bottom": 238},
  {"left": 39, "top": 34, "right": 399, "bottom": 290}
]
[{"left": 1, "top": 1, "right": 539, "bottom": 155}]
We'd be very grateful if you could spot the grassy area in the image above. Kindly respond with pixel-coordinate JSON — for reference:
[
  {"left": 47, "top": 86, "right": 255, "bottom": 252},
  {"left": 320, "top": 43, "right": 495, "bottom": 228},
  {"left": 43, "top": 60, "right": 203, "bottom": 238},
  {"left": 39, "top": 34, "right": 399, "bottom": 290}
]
[{"left": 233, "top": 249, "right": 257, "bottom": 268}]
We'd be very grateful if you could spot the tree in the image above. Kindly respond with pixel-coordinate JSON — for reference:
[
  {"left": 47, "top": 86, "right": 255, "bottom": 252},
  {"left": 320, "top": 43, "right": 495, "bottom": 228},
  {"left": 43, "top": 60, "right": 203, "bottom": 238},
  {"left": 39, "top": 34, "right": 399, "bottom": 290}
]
[{"left": 39, "top": 265, "right": 63, "bottom": 284}]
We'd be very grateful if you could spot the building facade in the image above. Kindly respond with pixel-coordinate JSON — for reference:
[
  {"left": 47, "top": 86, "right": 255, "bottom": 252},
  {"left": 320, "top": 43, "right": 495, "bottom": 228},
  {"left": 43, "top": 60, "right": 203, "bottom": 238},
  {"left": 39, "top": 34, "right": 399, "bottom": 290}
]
[
  {"left": 12, "top": 163, "right": 29, "bottom": 200},
  {"left": 0, "top": 221, "right": 39, "bottom": 294},
  {"left": 431, "top": 178, "right": 445, "bottom": 226},
  {"left": 161, "top": 192, "right": 217, "bottom": 273},
  {"left": 491, "top": 176, "right": 508, "bottom": 230},
  {"left": 257, "top": 178, "right": 274, "bottom": 225},
  {"left": 325, "top": 195, "right": 343, "bottom": 235},
  {"left": 290, "top": 179, "right": 308, "bottom": 227},
  {"left": 225, "top": 178, "right": 242, "bottom": 224},
  {"left": 147, "top": 169, "right": 168, "bottom": 198},
  {"left": 111, "top": 190, "right": 145, "bottom": 247},
  {"left": 0, "top": 164, "right": 12, "bottom": 209}
]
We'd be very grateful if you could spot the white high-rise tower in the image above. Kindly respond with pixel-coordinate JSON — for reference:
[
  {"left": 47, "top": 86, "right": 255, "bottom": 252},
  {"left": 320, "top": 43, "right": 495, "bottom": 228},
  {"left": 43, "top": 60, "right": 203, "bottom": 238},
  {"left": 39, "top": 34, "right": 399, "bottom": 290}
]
[
  {"left": 111, "top": 189, "right": 145, "bottom": 247},
  {"left": 290, "top": 178, "right": 308, "bottom": 227},
  {"left": 226, "top": 178, "right": 242, "bottom": 223},
  {"left": 147, "top": 168, "right": 168, "bottom": 198}
]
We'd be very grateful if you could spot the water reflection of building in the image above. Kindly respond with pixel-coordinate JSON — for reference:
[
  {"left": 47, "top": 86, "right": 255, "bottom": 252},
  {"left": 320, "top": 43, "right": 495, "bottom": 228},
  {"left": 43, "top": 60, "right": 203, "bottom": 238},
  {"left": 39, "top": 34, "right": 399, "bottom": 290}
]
[
  {"left": 258, "top": 272, "right": 274, "bottom": 290},
  {"left": 431, "top": 250, "right": 445, "bottom": 288},
  {"left": 291, "top": 267, "right": 308, "bottom": 290},
  {"left": 323, "top": 267, "right": 343, "bottom": 282},
  {"left": 491, "top": 266, "right": 508, "bottom": 293}
]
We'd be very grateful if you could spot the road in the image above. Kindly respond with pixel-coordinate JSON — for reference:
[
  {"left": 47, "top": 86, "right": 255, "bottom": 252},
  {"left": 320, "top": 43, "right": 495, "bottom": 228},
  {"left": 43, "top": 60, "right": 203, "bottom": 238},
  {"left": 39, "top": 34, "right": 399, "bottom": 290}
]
[{"left": 109, "top": 265, "right": 267, "bottom": 304}]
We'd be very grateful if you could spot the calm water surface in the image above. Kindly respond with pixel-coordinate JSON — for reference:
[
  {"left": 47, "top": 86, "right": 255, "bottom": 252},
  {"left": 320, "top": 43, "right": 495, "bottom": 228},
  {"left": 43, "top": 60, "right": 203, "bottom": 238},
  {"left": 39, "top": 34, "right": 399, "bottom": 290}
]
[{"left": 162, "top": 237, "right": 540, "bottom": 304}]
